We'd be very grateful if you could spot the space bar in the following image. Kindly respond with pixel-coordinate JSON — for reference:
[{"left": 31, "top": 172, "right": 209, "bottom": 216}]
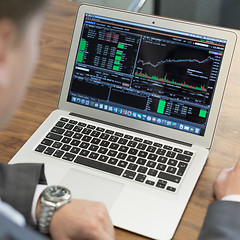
[{"left": 74, "top": 156, "right": 124, "bottom": 176}]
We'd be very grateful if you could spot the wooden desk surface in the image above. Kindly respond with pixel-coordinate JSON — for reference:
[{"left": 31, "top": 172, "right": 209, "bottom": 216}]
[{"left": 0, "top": 0, "right": 239, "bottom": 239}]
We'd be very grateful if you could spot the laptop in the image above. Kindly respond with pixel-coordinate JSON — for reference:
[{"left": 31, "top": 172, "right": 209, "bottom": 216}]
[{"left": 10, "top": 4, "right": 236, "bottom": 239}]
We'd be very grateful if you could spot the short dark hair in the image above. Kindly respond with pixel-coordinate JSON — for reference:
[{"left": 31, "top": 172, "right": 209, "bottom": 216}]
[{"left": 0, "top": 0, "right": 48, "bottom": 28}]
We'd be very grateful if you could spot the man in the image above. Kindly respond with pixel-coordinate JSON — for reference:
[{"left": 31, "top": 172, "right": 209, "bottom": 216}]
[
  {"left": 198, "top": 160, "right": 240, "bottom": 239},
  {"left": 0, "top": 0, "right": 114, "bottom": 239}
]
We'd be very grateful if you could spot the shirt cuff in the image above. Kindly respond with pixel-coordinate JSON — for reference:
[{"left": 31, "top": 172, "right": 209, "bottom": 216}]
[
  {"left": 31, "top": 184, "right": 48, "bottom": 224},
  {"left": 221, "top": 194, "right": 240, "bottom": 202}
]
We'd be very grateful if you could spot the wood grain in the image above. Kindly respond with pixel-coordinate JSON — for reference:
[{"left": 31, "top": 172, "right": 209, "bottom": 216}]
[{"left": 0, "top": 0, "right": 240, "bottom": 239}]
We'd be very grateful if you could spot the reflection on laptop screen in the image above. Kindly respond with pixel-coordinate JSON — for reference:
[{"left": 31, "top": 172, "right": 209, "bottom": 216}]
[{"left": 67, "top": 13, "right": 227, "bottom": 136}]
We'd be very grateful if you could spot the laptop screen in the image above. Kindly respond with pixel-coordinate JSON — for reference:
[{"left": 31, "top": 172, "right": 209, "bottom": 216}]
[{"left": 67, "top": 13, "right": 227, "bottom": 136}]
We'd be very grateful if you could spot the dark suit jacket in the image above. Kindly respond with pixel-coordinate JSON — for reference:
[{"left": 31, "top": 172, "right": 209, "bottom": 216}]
[
  {"left": 0, "top": 162, "right": 47, "bottom": 225},
  {"left": 0, "top": 162, "right": 49, "bottom": 239},
  {"left": 198, "top": 200, "right": 240, "bottom": 239}
]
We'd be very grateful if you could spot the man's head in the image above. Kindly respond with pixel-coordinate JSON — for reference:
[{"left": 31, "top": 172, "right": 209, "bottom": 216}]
[{"left": 0, "top": 0, "right": 48, "bottom": 129}]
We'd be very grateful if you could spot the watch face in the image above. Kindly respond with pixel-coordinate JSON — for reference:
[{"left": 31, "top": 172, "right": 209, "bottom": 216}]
[{"left": 43, "top": 186, "right": 71, "bottom": 203}]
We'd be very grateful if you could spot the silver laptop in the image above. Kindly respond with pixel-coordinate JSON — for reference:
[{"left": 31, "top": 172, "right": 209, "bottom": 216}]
[{"left": 10, "top": 4, "right": 236, "bottom": 239}]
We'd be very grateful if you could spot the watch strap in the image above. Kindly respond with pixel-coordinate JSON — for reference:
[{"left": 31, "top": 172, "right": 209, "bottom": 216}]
[{"left": 38, "top": 204, "right": 55, "bottom": 234}]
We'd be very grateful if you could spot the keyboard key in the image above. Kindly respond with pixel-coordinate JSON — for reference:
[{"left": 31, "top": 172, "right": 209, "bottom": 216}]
[
  {"left": 96, "top": 127, "right": 105, "bottom": 132},
  {"left": 123, "top": 170, "right": 136, "bottom": 179},
  {"left": 137, "top": 143, "right": 147, "bottom": 150},
  {"left": 108, "top": 158, "right": 118, "bottom": 165},
  {"left": 78, "top": 122, "right": 87, "bottom": 127},
  {"left": 75, "top": 156, "right": 124, "bottom": 176},
  {"left": 61, "top": 137, "right": 71, "bottom": 144},
  {"left": 138, "top": 151, "right": 148, "bottom": 158},
  {"left": 137, "top": 166, "right": 148, "bottom": 174},
  {"left": 52, "top": 142, "right": 62, "bottom": 149},
  {"left": 153, "top": 142, "right": 163, "bottom": 148},
  {"left": 119, "top": 146, "right": 129, "bottom": 152},
  {"left": 146, "top": 161, "right": 157, "bottom": 168},
  {"left": 98, "top": 155, "right": 109, "bottom": 162},
  {"left": 82, "top": 135, "right": 92, "bottom": 142},
  {"left": 87, "top": 124, "right": 95, "bottom": 129},
  {"left": 51, "top": 127, "right": 65, "bottom": 135},
  {"left": 176, "top": 154, "right": 191, "bottom": 162},
  {"left": 69, "top": 120, "right": 78, "bottom": 125},
  {"left": 146, "top": 146, "right": 156, "bottom": 153},
  {"left": 134, "top": 137, "right": 143, "bottom": 142},
  {"left": 184, "top": 150, "right": 194, "bottom": 156},
  {"left": 70, "top": 140, "right": 80, "bottom": 146},
  {"left": 157, "top": 156, "right": 168, "bottom": 163},
  {"left": 118, "top": 138, "right": 128, "bottom": 145},
  {"left": 143, "top": 140, "right": 153, "bottom": 145},
  {"left": 73, "top": 133, "right": 83, "bottom": 140},
  {"left": 158, "top": 172, "right": 181, "bottom": 183},
  {"left": 89, "top": 144, "right": 99, "bottom": 152},
  {"left": 44, "top": 147, "right": 55, "bottom": 155},
  {"left": 56, "top": 121, "right": 65, "bottom": 127},
  {"left": 127, "top": 163, "right": 138, "bottom": 171},
  {"left": 166, "top": 186, "right": 176, "bottom": 192},
  {"left": 177, "top": 162, "right": 188, "bottom": 176},
  {"left": 173, "top": 148, "right": 183, "bottom": 153},
  {"left": 107, "top": 150, "right": 117, "bottom": 157},
  {"left": 91, "top": 138, "right": 101, "bottom": 145},
  {"left": 35, "top": 144, "right": 46, "bottom": 153},
  {"left": 53, "top": 150, "right": 64, "bottom": 158},
  {"left": 64, "top": 131, "right": 74, "bottom": 137},
  {"left": 109, "top": 136, "right": 118, "bottom": 142},
  {"left": 146, "top": 180, "right": 155, "bottom": 186},
  {"left": 147, "top": 153, "right": 158, "bottom": 161},
  {"left": 136, "top": 158, "right": 147, "bottom": 165},
  {"left": 64, "top": 124, "right": 74, "bottom": 130},
  {"left": 156, "top": 149, "right": 166, "bottom": 155},
  {"left": 79, "top": 142, "right": 90, "bottom": 149},
  {"left": 46, "top": 133, "right": 62, "bottom": 141},
  {"left": 79, "top": 149, "right": 90, "bottom": 157},
  {"left": 61, "top": 144, "right": 71, "bottom": 151},
  {"left": 62, "top": 153, "right": 76, "bottom": 161},
  {"left": 70, "top": 147, "right": 80, "bottom": 154},
  {"left": 127, "top": 141, "right": 137, "bottom": 147},
  {"left": 168, "top": 159, "right": 178, "bottom": 166},
  {"left": 128, "top": 148, "right": 138, "bottom": 155},
  {"left": 41, "top": 139, "right": 53, "bottom": 146},
  {"left": 135, "top": 174, "right": 147, "bottom": 182},
  {"left": 73, "top": 126, "right": 82, "bottom": 132},
  {"left": 60, "top": 117, "right": 69, "bottom": 122},
  {"left": 147, "top": 169, "right": 158, "bottom": 177},
  {"left": 117, "top": 152, "right": 127, "bottom": 160},
  {"left": 117, "top": 161, "right": 128, "bottom": 168},
  {"left": 109, "top": 143, "right": 119, "bottom": 150},
  {"left": 124, "top": 134, "right": 133, "bottom": 140},
  {"left": 166, "top": 151, "right": 176, "bottom": 158},
  {"left": 156, "top": 163, "right": 167, "bottom": 171},
  {"left": 163, "top": 145, "right": 173, "bottom": 150},
  {"left": 156, "top": 180, "right": 167, "bottom": 189},
  {"left": 89, "top": 152, "right": 99, "bottom": 160},
  {"left": 82, "top": 128, "right": 91, "bottom": 135},
  {"left": 166, "top": 166, "right": 177, "bottom": 174},
  {"left": 99, "top": 133, "right": 110, "bottom": 140},
  {"left": 105, "top": 129, "right": 114, "bottom": 134},
  {"left": 126, "top": 155, "right": 137, "bottom": 162},
  {"left": 91, "top": 131, "right": 101, "bottom": 137},
  {"left": 115, "top": 132, "right": 124, "bottom": 137},
  {"left": 100, "top": 140, "right": 110, "bottom": 147},
  {"left": 98, "top": 147, "right": 108, "bottom": 154}
]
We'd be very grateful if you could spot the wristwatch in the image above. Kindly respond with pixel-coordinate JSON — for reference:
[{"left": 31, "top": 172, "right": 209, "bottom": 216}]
[{"left": 37, "top": 185, "right": 71, "bottom": 234}]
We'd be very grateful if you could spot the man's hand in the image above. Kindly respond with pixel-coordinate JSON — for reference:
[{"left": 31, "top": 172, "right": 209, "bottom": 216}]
[
  {"left": 49, "top": 199, "right": 115, "bottom": 240},
  {"left": 214, "top": 159, "right": 240, "bottom": 200}
]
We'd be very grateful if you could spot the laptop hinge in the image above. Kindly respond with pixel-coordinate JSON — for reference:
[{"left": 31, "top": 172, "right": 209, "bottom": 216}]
[{"left": 70, "top": 112, "right": 192, "bottom": 147}]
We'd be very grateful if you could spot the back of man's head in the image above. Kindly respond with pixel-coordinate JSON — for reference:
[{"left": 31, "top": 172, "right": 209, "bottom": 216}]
[{"left": 0, "top": 0, "right": 48, "bottom": 30}]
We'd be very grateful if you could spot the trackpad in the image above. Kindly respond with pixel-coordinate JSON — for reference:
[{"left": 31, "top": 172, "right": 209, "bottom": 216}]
[{"left": 59, "top": 168, "right": 124, "bottom": 210}]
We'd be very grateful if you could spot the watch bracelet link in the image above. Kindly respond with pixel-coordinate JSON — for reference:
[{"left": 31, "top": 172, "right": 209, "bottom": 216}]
[{"left": 38, "top": 204, "right": 55, "bottom": 234}]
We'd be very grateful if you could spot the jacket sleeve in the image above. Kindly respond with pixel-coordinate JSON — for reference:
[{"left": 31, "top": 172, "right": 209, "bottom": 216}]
[
  {"left": 198, "top": 200, "right": 240, "bottom": 240},
  {"left": 0, "top": 162, "right": 47, "bottom": 225}
]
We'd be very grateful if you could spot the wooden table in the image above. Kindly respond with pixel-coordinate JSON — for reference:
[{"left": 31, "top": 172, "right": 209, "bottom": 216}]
[{"left": 0, "top": 0, "right": 239, "bottom": 239}]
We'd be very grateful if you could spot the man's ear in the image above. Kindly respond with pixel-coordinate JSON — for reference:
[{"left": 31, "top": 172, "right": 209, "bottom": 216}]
[{"left": 0, "top": 20, "right": 16, "bottom": 88}]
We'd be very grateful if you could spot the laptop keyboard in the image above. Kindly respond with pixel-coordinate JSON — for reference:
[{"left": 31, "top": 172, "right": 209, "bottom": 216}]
[{"left": 35, "top": 117, "right": 194, "bottom": 193}]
